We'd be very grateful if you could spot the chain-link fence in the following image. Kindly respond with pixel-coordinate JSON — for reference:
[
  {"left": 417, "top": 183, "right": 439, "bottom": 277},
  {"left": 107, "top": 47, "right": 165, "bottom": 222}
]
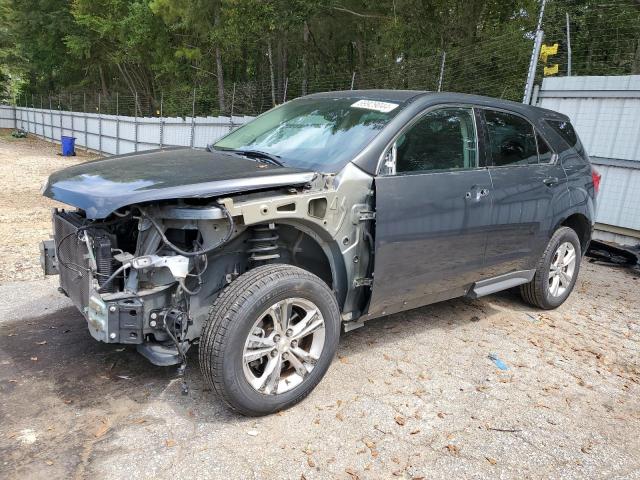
[{"left": 6, "top": 0, "right": 639, "bottom": 141}]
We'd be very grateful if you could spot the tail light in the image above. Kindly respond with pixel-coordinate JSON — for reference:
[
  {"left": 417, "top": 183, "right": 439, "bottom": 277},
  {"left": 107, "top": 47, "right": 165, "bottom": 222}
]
[{"left": 591, "top": 168, "right": 601, "bottom": 195}]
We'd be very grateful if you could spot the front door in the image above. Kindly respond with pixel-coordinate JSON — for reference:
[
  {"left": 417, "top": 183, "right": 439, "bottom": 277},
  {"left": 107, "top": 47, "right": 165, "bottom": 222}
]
[{"left": 367, "top": 107, "right": 493, "bottom": 318}]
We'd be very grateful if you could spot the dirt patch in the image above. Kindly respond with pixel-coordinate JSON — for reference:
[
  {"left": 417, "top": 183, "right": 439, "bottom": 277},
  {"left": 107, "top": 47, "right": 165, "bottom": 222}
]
[
  {"left": 1, "top": 262, "right": 639, "bottom": 479},
  {"left": 0, "top": 129, "right": 99, "bottom": 283},
  {"left": 0, "top": 127, "right": 639, "bottom": 479}
]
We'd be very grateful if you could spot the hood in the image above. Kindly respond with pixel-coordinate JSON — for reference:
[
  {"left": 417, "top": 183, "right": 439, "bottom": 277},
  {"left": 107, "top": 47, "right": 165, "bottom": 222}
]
[{"left": 43, "top": 147, "right": 316, "bottom": 219}]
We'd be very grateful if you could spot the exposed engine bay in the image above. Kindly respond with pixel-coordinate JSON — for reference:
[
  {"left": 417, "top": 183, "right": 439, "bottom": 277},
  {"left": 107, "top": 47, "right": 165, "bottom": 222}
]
[{"left": 41, "top": 164, "right": 375, "bottom": 368}]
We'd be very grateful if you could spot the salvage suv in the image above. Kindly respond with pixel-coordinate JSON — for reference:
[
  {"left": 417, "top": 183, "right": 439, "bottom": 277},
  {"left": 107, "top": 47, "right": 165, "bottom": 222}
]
[{"left": 40, "top": 90, "right": 599, "bottom": 415}]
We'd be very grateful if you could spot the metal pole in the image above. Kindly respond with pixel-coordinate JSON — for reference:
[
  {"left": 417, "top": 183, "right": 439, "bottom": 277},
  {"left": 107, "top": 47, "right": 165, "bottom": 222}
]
[
  {"left": 523, "top": 0, "right": 547, "bottom": 104},
  {"left": 40, "top": 95, "right": 44, "bottom": 139},
  {"left": 27, "top": 94, "right": 32, "bottom": 134},
  {"left": 134, "top": 92, "right": 139, "bottom": 152},
  {"left": 159, "top": 92, "right": 164, "bottom": 149},
  {"left": 566, "top": 12, "right": 572, "bottom": 77},
  {"left": 189, "top": 88, "right": 196, "bottom": 148},
  {"left": 83, "top": 93, "right": 88, "bottom": 152},
  {"left": 98, "top": 93, "right": 102, "bottom": 156},
  {"left": 229, "top": 83, "right": 236, "bottom": 133},
  {"left": 69, "top": 93, "right": 75, "bottom": 143},
  {"left": 58, "top": 93, "right": 63, "bottom": 139},
  {"left": 49, "top": 97, "right": 53, "bottom": 141},
  {"left": 531, "top": 84, "right": 540, "bottom": 106},
  {"left": 350, "top": 72, "right": 356, "bottom": 90},
  {"left": 115, "top": 93, "right": 120, "bottom": 155},
  {"left": 437, "top": 51, "right": 447, "bottom": 92}
]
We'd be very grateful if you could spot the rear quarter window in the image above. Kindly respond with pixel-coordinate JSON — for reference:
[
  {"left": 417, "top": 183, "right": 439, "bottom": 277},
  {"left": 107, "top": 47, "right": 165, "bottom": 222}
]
[{"left": 546, "top": 120, "right": 588, "bottom": 161}]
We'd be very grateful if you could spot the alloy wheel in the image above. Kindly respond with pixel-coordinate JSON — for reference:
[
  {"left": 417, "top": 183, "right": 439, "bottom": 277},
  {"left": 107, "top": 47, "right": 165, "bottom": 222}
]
[
  {"left": 242, "top": 298, "right": 326, "bottom": 395},
  {"left": 548, "top": 241, "right": 577, "bottom": 297}
]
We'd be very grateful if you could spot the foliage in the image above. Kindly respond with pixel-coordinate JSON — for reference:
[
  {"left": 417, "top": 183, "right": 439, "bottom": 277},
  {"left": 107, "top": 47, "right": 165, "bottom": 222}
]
[{"left": 0, "top": 0, "right": 638, "bottom": 112}]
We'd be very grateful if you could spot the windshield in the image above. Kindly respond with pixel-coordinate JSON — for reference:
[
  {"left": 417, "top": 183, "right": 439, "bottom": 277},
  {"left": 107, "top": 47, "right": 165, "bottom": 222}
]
[{"left": 213, "top": 97, "right": 402, "bottom": 172}]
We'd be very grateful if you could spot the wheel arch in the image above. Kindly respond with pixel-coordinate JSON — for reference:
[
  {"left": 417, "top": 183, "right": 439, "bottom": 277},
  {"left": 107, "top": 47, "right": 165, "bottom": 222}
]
[
  {"left": 270, "top": 219, "right": 349, "bottom": 311},
  {"left": 555, "top": 212, "right": 593, "bottom": 253}
]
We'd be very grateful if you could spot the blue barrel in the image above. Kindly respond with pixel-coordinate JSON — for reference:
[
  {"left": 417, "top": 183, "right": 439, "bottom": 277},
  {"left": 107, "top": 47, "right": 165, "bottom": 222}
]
[{"left": 61, "top": 136, "right": 76, "bottom": 156}]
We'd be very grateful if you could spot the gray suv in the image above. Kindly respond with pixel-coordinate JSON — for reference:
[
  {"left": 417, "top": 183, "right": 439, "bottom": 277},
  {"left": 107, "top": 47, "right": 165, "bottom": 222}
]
[{"left": 40, "top": 90, "right": 599, "bottom": 415}]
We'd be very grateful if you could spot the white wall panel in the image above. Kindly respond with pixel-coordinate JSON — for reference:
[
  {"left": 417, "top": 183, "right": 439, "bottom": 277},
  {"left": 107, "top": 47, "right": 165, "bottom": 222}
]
[
  {"left": 5, "top": 105, "right": 252, "bottom": 157},
  {"left": 538, "top": 75, "right": 640, "bottom": 240}
]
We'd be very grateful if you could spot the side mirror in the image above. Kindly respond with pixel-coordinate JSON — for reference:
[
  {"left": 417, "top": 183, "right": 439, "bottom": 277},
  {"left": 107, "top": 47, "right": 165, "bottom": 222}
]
[{"left": 382, "top": 143, "right": 397, "bottom": 175}]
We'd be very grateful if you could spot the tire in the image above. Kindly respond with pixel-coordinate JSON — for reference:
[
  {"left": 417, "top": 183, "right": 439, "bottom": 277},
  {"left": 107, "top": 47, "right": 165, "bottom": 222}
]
[
  {"left": 199, "top": 264, "right": 340, "bottom": 416},
  {"left": 520, "top": 226, "right": 582, "bottom": 309}
]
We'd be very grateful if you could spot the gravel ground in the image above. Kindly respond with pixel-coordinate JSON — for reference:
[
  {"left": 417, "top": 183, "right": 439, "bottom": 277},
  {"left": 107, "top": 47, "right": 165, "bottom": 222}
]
[
  {"left": 0, "top": 129, "right": 95, "bottom": 283},
  {"left": 0, "top": 134, "right": 639, "bottom": 479}
]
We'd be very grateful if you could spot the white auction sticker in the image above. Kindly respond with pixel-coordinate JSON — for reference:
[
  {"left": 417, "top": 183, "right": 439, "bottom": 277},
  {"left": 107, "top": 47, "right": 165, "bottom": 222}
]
[{"left": 350, "top": 99, "right": 399, "bottom": 113}]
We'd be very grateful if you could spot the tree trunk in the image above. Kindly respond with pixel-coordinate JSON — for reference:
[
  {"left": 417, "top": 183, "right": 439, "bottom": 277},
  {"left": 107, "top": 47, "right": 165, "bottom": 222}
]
[
  {"left": 281, "top": 40, "right": 288, "bottom": 102},
  {"left": 302, "top": 21, "right": 309, "bottom": 95},
  {"left": 214, "top": 8, "right": 225, "bottom": 113},
  {"left": 215, "top": 46, "right": 225, "bottom": 113},
  {"left": 98, "top": 66, "right": 108, "bottom": 97},
  {"left": 632, "top": 38, "right": 640, "bottom": 74},
  {"left": 267, "top": 38, "right": 276, "bottom": 106},
  {"left": 276, "top": 37, "right": 283, "bottom": 100},
  {"left": 355, "top": 28, "right": 366, "bottom": 73}
]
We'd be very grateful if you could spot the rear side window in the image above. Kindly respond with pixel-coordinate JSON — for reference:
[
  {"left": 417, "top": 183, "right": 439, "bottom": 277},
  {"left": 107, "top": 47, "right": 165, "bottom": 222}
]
[
  {"left": 536, "top": 133, "right": 554, "bottom": 164},
  {"left": 547, "top": 120, "right": 578, "bottom": 147},
  {"left": 546, "top": 120, "right": 587, "bottom": 161},
  {"left": 483, "top": 110, "right": 538, "bottom": 166}
]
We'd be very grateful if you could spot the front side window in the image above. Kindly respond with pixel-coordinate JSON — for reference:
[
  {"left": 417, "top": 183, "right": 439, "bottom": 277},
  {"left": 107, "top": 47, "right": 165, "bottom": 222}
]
[
  {"left": 395, "top": 107, "right": 477, "bottom": 173},
  {"left": 214, "top": 97, "right": 401, "bottom": 172},
  {"left": 484, "top": 110, "right": 538, "bottom": 166}
]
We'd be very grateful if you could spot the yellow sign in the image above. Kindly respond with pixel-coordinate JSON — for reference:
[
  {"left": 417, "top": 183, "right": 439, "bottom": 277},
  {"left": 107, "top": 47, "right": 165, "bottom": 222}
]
[
  {"left": 544, "top": 64, "right": 559, "bottom": 76},
  {"left": 540, "top": 43, "right": 559, "bottom": 63}
]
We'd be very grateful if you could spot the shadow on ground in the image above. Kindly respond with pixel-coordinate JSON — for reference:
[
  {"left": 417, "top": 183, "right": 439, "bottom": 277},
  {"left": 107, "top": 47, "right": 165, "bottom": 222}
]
[{"left": 0, "top": 290, "right": 549, "bottom": 479}]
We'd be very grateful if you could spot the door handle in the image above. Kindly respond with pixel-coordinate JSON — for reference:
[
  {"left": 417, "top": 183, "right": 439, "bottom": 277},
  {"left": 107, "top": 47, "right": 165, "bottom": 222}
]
[{"left": 543, "top": 177, "right": 559, "bottom": 186}]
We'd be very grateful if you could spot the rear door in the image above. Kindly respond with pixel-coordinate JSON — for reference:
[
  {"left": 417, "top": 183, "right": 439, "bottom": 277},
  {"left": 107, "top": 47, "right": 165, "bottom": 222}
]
[
  {"left": 480, "top": 108, "right": 569, "bottom": 277},
  {"left": 368, "top": 106, "right": 493, "bottom": 318}
]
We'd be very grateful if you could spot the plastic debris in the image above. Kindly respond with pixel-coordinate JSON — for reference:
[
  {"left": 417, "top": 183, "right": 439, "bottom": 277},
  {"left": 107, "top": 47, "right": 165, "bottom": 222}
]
[
  {"left": 11, "top": 129, "right": 27, "bottom": 138},
  {"left": 587, "top": 240, "right": 639, "bottom": 271},
  {"left": 488, "top": 353, "right": 509, "bottom": 371}
]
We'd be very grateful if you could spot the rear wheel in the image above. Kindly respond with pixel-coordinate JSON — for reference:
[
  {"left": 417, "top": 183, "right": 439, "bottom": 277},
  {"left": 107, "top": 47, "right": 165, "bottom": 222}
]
[
  {"left": 520, "top": 226, "right": 581, "bottom": 309},
  {"left": 199, "top": 264, "right": 340, "bottom": 416}
]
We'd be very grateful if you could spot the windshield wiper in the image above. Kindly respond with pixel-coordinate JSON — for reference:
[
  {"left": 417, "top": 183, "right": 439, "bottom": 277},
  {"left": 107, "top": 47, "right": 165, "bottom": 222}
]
[{"left": 233, "top": 149, "right": 285, "bottom": 167}]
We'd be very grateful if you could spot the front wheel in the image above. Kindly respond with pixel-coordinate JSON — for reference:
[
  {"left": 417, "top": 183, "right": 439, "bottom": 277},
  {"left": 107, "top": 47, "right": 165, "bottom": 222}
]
[
  {"left": 520, "top": 226, "right": 582, "bottom": 309},
  {"left": 199, "top": 264, "right": 340, "bottom": 416}
]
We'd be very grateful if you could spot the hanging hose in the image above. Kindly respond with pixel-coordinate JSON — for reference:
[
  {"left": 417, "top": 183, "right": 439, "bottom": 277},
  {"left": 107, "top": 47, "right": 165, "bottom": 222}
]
[{"left": 97, "top": 262, "right": 131, "bottom": 293}]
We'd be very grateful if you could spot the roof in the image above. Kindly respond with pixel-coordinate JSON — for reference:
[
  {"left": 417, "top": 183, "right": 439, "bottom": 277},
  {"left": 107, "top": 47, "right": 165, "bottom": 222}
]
[
  {"left": 302, "top": 89, "right": 568, "bottom": 121},
  {"left": 304, "top": 89, "right": 427, "bottom": 103}
]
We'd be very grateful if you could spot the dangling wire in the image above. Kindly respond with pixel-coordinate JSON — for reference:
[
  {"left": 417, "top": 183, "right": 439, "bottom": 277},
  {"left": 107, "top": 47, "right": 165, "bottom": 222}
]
[{"left": 137, "top": 203, "right": 235, "bottom": 258}]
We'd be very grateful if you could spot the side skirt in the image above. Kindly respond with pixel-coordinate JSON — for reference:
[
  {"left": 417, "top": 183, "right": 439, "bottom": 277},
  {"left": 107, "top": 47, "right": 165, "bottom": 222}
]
[{"left": 467, "top": 270, "right": 536, "bottom": 299}]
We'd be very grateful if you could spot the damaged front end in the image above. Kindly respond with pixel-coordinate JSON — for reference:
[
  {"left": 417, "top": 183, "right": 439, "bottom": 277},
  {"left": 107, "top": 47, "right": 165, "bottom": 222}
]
[{"left": 41, "top": 202, "right": 236, "bottom": 366}]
